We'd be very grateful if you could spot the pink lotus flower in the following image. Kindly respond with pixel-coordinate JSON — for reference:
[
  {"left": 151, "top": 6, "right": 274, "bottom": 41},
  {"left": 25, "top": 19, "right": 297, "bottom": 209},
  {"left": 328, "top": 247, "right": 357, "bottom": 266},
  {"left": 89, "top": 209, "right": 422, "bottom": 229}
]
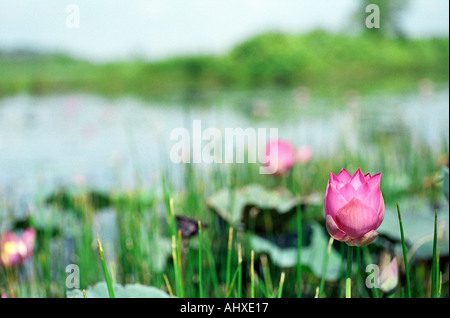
[
  {"left": 0, "top": 228, "right": 36, "bottom": 267},
  {"left": 264, "top": 140, "right": 295, "bottom": 175},
  {"left": 296, "top": 145, "right": 313, "bottom": 164},
  {"left": 1, "top": 292, "right": 7, "bottom": 298},
  {"left": 325, "top": 168, "right": 385, "bottom": 246}
]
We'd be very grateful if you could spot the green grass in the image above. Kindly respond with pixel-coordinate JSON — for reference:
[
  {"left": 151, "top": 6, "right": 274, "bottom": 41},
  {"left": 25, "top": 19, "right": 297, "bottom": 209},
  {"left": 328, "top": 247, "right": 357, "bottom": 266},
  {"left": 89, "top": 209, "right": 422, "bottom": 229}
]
[{"left": 0, "top": 31, "right": 448, "bottom": 100}]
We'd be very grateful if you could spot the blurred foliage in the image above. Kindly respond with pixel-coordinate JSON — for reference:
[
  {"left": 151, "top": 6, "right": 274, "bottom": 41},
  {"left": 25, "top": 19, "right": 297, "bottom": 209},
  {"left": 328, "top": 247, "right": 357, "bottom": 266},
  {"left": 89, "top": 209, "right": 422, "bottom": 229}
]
[
  {"left": 250, "top": 222, "right": 343, "bottom": 280},
  {"left": 0, "top": 30, "right": 448, "bottom": 100}
]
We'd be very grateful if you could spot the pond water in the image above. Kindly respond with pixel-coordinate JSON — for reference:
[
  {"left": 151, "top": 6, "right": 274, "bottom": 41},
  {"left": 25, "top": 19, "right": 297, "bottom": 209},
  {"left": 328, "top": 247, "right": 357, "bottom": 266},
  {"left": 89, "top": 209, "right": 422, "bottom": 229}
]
[{"left": 0, "top": 87, "right": 448, "bottom": 207}]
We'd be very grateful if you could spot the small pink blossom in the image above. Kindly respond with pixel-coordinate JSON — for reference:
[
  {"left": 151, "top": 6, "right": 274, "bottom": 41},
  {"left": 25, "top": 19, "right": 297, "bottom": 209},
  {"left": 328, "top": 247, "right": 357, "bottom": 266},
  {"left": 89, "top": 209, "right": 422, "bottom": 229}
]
[
  {"left": 296, "top": 145, "right": 313, "bottom": 164},
  {"left": 379, "top": 257, "right": 398, "bottom": 292},
  {"left": 0, "top": 227, "right": 36, "bottom": 268},
  {"left": 264, "top": 140, "right": 296, "bottom": 176}
]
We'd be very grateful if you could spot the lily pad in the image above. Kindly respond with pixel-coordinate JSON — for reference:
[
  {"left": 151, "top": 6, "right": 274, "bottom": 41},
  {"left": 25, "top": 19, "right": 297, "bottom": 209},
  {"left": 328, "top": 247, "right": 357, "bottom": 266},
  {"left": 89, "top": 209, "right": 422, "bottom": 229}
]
[
  {"left": 43, "top": 187, "right": 112, "bottom": 213},
  {"left": 377, "top": 199, "right": 449, "bottom": 260},
  {"left": 67, "top": 282, "right": 173, "bottom": 298},
  {"left": 250, "top": 222, "right": 342, "bottom": 280},
  {"left": 206, "top": 183, "right": 320, "bottom": 233}
]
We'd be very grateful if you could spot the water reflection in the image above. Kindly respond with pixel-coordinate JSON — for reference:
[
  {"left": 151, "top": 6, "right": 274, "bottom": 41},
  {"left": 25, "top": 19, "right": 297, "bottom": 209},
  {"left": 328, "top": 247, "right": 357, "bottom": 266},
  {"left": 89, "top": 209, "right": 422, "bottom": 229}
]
[{"left": 0, "top": 89, "right": 448, "bottom": 204}]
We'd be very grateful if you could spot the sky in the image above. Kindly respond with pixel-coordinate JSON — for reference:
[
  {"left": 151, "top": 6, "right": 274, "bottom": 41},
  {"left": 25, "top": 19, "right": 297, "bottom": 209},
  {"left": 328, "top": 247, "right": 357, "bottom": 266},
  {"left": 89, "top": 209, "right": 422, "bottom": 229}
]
[{"left": 0, "top": 0, "right": 448, "bottom": 62}]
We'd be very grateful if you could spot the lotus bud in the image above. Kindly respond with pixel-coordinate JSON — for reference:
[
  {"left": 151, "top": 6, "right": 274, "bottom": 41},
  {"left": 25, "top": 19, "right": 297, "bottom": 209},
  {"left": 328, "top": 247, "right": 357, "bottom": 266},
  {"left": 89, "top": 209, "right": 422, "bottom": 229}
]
[{"left": 324, "top": 168, "right": 385, "bottom": 246}]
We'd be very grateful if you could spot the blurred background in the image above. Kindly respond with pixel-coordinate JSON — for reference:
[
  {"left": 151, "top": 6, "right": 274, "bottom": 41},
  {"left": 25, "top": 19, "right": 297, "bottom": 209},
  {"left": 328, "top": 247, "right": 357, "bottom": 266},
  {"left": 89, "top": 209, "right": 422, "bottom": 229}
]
[
  {"left": 0, "top": 0, "right": 448, "bottom": 196},
  {"left": 0, "top": 0, "right": 449, "bottom": 298}
]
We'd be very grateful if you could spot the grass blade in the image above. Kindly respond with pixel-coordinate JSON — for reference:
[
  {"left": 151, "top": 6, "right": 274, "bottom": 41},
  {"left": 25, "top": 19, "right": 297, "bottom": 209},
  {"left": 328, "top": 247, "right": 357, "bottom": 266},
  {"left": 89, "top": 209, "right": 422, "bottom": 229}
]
[
  {"left": 238, "top": 243, "right": 243, "bottom": 298},
  {"left": 225, "top": 227, "right": 234, "bottom": 296},
  {"left": 346, "top": 245, "right": 353, "bottom": 298},
  {"left": 203, "top": 238, "right": 220, "bottom": 297},
  {"left": 296, "top": 204, "right": 302, "bottom": 298},
  {"left": 431, "top": 210, "right": 438, "bottom": 298},
  {"left": 171, "top": 235, "right": 181, "bottom": 297},
  {"left": 251, "top": 250, "right": 255, "bottom": 298},
  {"left": 260, "top": 255, "right": 273, "bottom": 295},
  {"left": 397, "top": 202, "right": 411, "bottom": 298},
  {"left": 319, "top": 237, "right": 334, "bottom": 298},
  {"left": 277, "top": 272, "right": 285, "bottom": 298},
  {"left": 163, "top": 273, "right": 174, "bottom": 297},
  {"left": 198, "top": 221, "right": 203, "bottom": 298},
  {"left": 97, "top": 234, "right": 115, "bottom": 298}
]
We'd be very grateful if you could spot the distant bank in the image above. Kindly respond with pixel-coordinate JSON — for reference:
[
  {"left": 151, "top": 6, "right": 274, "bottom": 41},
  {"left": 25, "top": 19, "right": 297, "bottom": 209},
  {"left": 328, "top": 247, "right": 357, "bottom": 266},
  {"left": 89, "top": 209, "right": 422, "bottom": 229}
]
[{"left": 0, "top": 31, "right": 448, "bottom": 101}]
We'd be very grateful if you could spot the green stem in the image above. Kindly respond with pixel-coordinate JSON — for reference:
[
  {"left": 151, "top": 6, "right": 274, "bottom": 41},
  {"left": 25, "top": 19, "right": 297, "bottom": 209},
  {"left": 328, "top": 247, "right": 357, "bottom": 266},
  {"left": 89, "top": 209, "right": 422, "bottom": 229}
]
[
  {"left": 355, "top": 247, "right": 361, "bottom": 297},
  {"left": 397, "top": 203, "right": 411, "bottom": 298},
  {"left": 226, "top": 267, "right": 240, "bottom": 298},
  {"left": 346, "top": 245, "right": 353, "bottom": 298},
  {"left": 238, "top": 244, "right": 243, "bottom": 298},
  {"left": 203, "top": 238, "right": 220, "bottom": 297},
  {"left": 171, "top": 235, "right": 181, "bottom": 297},
  {"left": 260, "top": 255, "right": 273, "bottom": 295},
  {"left": 177, "top": 230, "right": 184, "bottom": 298},
  {"left": 198, "top": 221, "right": 203, "bottom": 298},
  {"left": 296, "top": 204, "right": 302, "bottom": 298},
  {"left": 319, "top": 237, "right": 334, "bottom": 298},
  {"left": 431, "top": 210, "right": 438, "bottom": 298},
  {"left": 251, "top": 250, "right": 255, "bottom": 298},
  {"left": 277, "top": 272, "right": 285, "bottom": 298},
  {"left": 97, "top": 234, "right": 115, "bottom": 298},
  {"left": 225, "top": 227, "right": 234, "bottom": 296}
]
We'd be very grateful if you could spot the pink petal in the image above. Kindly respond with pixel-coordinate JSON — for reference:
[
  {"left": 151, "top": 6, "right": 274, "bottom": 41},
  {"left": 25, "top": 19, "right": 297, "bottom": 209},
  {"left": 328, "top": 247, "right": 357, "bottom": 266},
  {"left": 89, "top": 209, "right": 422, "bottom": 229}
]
[
  {"left": 22, "top": 228, "right": 36, "bottom": 258},
  {"left": 349, "top": 168, "right": 365, "bottom": 189},
  {"left": 375, "top": 194, "right": 385, "bottom": 229},
  {"left": 338, "top": 183, "right": 358, "bottom": 202},
  {"left": 356, "top": 182, "right": 371, "bottom": 200},
  {"left": 346, "top": 230, "right": 378, "bottom": 246},
  {"left": 265, "top": 140, "right": 295, "bottom": 175},
  {"left": 367, "top": 173, "right": 382, "bottom": 190},
  {"left": 337, "top": 169, "right": 351, "bottom": 183},
  {"left": 324, "top": 183, "right": 348, "bottom": 218},
  {"left": 326, "top": 215, "right": 349, "bottom": 241},
  {"left": 334, "top": 197, "right": 378, "bottom": 238},
  {"left": 379, "top": 257, "right": 398, "bottom": 292},
  {"left": 364, "top": 173, "right": 371, "bottom": 181},
  {"left": 329, "top": 172, "right": 341, "bottom": 185},
  {"left": 1, "top": 231, "right": 18, "bottom": 243},
  {"left": 364, "top": 186, "right": 382, "bottom": 217},
  {"left": 380, "top": 257, "right": 398, "bottom": 282}
]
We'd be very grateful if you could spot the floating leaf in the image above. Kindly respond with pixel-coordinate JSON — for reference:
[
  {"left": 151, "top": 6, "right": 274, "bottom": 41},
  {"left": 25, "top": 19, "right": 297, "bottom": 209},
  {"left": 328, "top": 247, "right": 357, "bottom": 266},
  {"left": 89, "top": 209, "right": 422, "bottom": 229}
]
[
  {"left": 67, "top": 282, "right": 173, "bottom": 298},
  {"left": 149, "top": 236, "right": 172, "bottom": 273},
  {"left": 206, "top": 183, "right": 320, "bottom": 233},
  {"left": 250, "top": 222, "right": 342, "bottom": 280},
  {"left": 378, "top": 199, "right": 449, "bottom": 260},
  {"left": 43, "top": 187, "right": 112, "bottom": 213}
]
